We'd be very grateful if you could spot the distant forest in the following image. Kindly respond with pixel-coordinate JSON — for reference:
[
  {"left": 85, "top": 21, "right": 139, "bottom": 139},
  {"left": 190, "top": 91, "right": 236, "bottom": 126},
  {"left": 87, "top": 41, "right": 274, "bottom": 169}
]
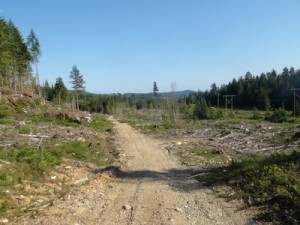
[
  {"left": 41, "top": 66, "right": 300, "bottom": 114},
  {"left": 185, "top": 67, "right": 300, "bottom": 111}
]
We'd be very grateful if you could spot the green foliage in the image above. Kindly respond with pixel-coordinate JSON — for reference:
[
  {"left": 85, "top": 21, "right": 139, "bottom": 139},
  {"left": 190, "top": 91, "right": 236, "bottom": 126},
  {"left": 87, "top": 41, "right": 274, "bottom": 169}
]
[
  {"left": 210, "top": 108, "right": 223, "bottom": 119},
  {"left": 226, "top": 110, "right": 235, "bottom": 119},
  {"left": 265, "top": 107, "right": 288, "bottom": 123},
  {"left": 197, "top": 150, "right": 300, "bottom": 224},
  {"left": 180, "top": 104, "right": 194, "bottom": 120},
  {"left": 191, "top": 146, "right": 227, "bottom": 164},
  {"left": 264, "top": 94, "right": 271, "bottom": 111},
  {"left": 88, "top": 114, "right": 113, "bottom": 132},
  {"left": 52, "top": 140, "right": 110, "bottom": 166},
  {"left": 0, "top": 147, "right": 61, "bottom": 181},
  {"left": 26, "top": 29, "right": 41, "bottom": 63},
  {"left": 77, "top": 94, "right": 123, "bottom": 114},
  {"left": 251, "top": 107, "right": 261, "bottom": 120},
  {"left": 69, "top": 65, "right": 85, "bottom": 110},
  {"left": 0, "top": 138, "right": 111, "bottom": 193},
  {"left": 153, "top": 81, "right": 159, "bottom": 96},
  {"left": 16, "top": 148, "right": 60, "bottom": 173},
  {"left": 18, "top": 125, "right": 31, "bottom": 134},
  {"left": 0, "top": 118, "right": 17, "bottom": 125},
  {"left": 0, "top": 101, "right": 14, "bottom": 118},
  {"left": 185, "top": 67, "right": 300, "bottom": 111},
  {"left": 161, "top": 115, "right": 176, "bottom": 129},
  {"left": 53, "top": 77, "right": 68, "bottom": 105},
  {"left": 69, "top": 65, "right": 85, "bottom": 92},
  {"left": 0, "top": 18, "right": 33, "bottom": 91},
  {"left": 193, "top": 97, "right": 210, "bottom": 119}
]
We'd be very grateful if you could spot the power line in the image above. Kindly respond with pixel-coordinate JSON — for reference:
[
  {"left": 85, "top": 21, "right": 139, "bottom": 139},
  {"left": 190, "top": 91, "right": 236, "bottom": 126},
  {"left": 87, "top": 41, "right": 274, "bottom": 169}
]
[
  {"left": 223, "top": 95, "right": 236, "bottom": 110},
  {"left": 292, "top": 88, "right": 300, "bottom": 117}
]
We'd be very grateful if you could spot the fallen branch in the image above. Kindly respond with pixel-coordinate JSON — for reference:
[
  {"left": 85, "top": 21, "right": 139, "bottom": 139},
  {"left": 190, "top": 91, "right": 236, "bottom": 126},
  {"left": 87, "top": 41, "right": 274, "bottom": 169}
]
[
  {"left": 20, "top": 134, "right": 50, "bottom": 139},
  {"left": 26, "top": 203, "right": 51, "bottom": 211},
  {"left": 72, "top": 177, "right": 89, "bottom": 186},
  {"left": 37, "top": 136, "right": 44, "bottom": 150},
  {"left": 0, "top": 159, "right": 14, "bottom": 165},
  {"left": 185, "top": 172, "right": 209, "bottom": 179},
  {"left": 0, "top": 143, "right": 16, "bottom": 149}
]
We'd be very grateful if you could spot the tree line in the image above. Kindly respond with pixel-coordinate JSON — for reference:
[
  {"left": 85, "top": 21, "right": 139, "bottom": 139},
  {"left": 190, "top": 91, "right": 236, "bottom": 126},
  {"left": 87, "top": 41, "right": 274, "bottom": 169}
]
[
  {"left": 0, "top": 17, "right": 41, "bottom": 94},
  {"left": 185, "top": 67, "right": 300, "bottom": 111}
]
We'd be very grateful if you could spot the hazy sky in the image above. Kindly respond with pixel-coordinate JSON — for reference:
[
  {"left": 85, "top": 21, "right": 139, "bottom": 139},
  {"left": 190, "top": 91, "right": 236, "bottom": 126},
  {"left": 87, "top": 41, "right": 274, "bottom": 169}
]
[{"left": 1, "top": 0, "right": 300, "bottom": 94}]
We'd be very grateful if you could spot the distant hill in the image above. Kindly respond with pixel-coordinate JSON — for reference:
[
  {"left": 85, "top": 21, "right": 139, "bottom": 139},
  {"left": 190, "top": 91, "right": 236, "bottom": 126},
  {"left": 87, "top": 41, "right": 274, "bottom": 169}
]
[
  {"left": 72, "top": 89, "right": 195, "bottom": 100},
  {"left": 124, "top": 90, "right": 195, "bottom": 100}
]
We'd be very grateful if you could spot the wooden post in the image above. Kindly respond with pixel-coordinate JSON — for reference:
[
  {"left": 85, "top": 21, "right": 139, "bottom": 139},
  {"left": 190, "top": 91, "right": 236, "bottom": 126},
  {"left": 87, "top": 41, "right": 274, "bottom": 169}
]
[{"left": 292, "top": 88, "right": 300, "bottom": 117}]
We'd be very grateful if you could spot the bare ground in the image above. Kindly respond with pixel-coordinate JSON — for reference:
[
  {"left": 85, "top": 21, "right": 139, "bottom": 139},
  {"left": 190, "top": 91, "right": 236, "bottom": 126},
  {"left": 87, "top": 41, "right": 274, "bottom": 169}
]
[{"left": 13, "top": 118, "right": 257, "bottom": 225}]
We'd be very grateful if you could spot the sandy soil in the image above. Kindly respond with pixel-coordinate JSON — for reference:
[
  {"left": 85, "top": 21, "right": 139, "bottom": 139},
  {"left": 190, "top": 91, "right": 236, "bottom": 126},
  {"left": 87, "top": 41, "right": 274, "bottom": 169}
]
[{"left": 14, "top": 118, "right": 256, "bottom": 225}]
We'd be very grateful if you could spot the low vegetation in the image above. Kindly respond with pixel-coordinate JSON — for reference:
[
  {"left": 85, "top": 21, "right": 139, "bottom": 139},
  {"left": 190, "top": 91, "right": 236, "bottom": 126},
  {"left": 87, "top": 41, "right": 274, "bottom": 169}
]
[
  {"left": 118, "top": 106, "right": 300, "bottom": 224},
  {"left": 196, "top": 151, "right": 300, "bottom": 224},
  {"left": 0, "top": 93, "right": 117, "bottom": 219}
]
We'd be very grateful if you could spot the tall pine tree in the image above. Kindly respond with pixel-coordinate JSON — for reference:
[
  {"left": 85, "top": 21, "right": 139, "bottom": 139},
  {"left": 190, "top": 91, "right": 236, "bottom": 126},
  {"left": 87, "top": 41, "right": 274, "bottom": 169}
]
[
  {"left": 69, "top": 65, "right": 85, "bottom": 110},
  {"left": 27, "top": 29, "right": 41, "bottom": 91}
]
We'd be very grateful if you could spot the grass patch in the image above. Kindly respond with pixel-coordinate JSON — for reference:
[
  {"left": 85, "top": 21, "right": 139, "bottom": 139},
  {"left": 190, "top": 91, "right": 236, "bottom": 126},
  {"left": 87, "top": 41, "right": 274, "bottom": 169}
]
[
  {"left": 0, "top": 139, "right": 113, "bottom": 217},
  {"left": 0, "top": 146, "right": 61, "bottom": 181},
  {"left": 50, "top": 140, "right": 113, "bottom": 166},
  {"left": 0, "top": 118, "right": 18, "bottom": 125},
  {"left": 191, "top": 146, "right": 228, "bottom": 165},
  {"left": 88, "top": 114, "right": 113, "bottom": 132},
  {"left": 0, "top": 101, "right": 14, "bottom": 118},
  {"left": 17, "top": 125, "right": 32, "bottom": 134},
  {"left": 196, "top": 150, "right": 300, "bottom": 224}
]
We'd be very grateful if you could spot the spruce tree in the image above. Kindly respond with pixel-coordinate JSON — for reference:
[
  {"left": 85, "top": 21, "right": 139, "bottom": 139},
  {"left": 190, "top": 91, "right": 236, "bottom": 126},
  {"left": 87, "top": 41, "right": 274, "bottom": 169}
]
[
  {"left": 53, "top": 77, "right": 67, "bottom": 106},
  {"left": 194, "top": 96, "right": 210, "bottom": 119}
]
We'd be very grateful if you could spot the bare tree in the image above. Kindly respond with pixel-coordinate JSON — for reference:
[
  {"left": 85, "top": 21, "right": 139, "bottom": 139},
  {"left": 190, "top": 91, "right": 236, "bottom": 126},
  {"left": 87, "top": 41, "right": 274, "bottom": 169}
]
[{"left": 171, "top": 81, "right": 178, "bottom": 121}]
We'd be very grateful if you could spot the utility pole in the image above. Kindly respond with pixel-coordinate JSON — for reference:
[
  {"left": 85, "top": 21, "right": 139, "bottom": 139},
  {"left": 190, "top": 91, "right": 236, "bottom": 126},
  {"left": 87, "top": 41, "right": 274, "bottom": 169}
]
[
  {"left": 223, "top": 95, "right": 235, "bottom": 110},
  {"left": 292, "top": 88, "right": 300, "bottom": 117},
  {"left": 217, "top": 94, "right": 220, "bottom": 108}
]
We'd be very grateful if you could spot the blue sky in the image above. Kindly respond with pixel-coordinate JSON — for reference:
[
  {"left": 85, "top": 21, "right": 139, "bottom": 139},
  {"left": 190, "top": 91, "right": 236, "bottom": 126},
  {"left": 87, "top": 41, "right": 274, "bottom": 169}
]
[{"left": 1, "top": 0, "right": 300, "bottom": 94}]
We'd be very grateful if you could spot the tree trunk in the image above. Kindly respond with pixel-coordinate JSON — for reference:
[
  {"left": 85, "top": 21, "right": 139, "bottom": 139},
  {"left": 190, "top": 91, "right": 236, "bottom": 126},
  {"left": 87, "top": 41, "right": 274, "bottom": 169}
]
[
  {"left": 58, "top": 91, "right": 61, "bottom": 106},
  {"left": 35, "top": 63, "right": 40, "bottom": 96},
  {"left": 76, "top": 92, "right": 79, "bottom": 110}
]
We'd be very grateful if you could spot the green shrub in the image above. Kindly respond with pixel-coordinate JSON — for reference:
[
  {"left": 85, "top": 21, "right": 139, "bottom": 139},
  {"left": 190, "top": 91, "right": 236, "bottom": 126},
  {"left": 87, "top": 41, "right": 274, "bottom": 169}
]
[
  {"left": 52, "top": 140, "right": 110, "bottom": 166},
  {"left": 0, "top": 119, "right": 17, "bottom": 125},
  {"left": 193, "top": 97, "right": 210, "bottom": 119},
  {"left": 251, "top": 107, "right": 261, "bottom": 120},
  {"left": 181, "top": 105, "right": 194, "bottom": 120},
  {"left": 265, "top": 107, "right": 288, "bottom": 123},
  {"left": 197, "top": 150, "right": 300, "bottom": 224},
  {"left": 12, "top": 147, "right": 60, "bottom": 176},
  {"left": 0, "top": 101, "right": 14, "bottom": 118},
  {"left": 211, "top": 108, "right": 223, "bottom": 119},
  {"left": 18, "top": 125, "right": 31, "bottom": 134},
  {"left": 88, "top": 114, "right": 113, "bottom": 132}
]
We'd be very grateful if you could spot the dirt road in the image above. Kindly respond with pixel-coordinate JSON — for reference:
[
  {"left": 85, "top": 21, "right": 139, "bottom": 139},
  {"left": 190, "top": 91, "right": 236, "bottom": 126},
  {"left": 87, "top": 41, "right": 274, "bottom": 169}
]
[{"left": 15, "top": 119, "right": 255, "bottom": 225}]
